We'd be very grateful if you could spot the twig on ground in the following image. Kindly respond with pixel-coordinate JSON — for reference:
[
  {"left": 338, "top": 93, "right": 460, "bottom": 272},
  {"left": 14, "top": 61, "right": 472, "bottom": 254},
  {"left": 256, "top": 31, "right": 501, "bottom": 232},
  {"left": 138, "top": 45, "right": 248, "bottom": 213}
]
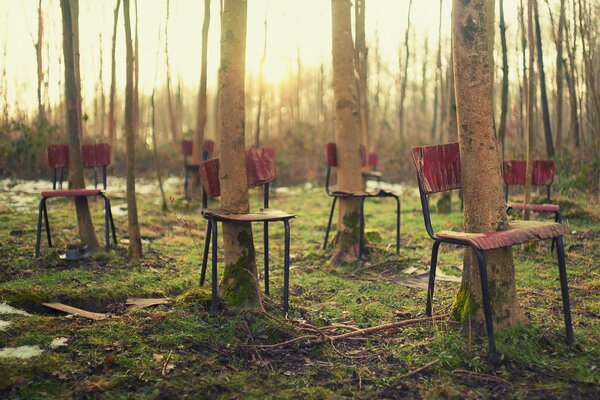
[
  {"left": 452, "top": 369, "right": 513, "bottom": 387},
  {"left": 161, "top": 350, "right": 173, "bottom": 376},
  {"left": 397, "top": 359, "right": 440, "bottom": 379}
]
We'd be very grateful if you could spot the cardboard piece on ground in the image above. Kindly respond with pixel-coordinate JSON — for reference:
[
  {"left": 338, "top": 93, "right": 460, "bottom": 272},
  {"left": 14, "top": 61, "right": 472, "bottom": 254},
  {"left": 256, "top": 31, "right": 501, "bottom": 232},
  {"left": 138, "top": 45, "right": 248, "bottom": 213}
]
[
  {"left": 42, "top": 303, "right": 109, "bottom": 321},
  {"left": 126, "top": 298, "right": 170, "bottom": 310}
]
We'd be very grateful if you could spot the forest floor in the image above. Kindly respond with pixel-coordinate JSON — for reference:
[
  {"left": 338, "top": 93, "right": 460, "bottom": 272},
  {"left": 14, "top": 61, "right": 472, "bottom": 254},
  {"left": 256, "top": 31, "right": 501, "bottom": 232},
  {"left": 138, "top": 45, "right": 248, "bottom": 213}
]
[{"left": 0, "top": 177, "right": 599, "bottom": 399}]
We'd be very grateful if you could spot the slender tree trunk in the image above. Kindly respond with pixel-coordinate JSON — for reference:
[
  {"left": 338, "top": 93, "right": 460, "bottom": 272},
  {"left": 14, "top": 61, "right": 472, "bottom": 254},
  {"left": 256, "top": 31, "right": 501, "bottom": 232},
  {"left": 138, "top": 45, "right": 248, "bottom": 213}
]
[
  {"left": 397, "top": 0, "right": 412, "bottom": 140},
  {"left": 421, "top": 36, "right": 429, "bottom": 116},
  {"left": 36, "top": 0, "right": 46, "bottom": 123},
  {"left": 555, "top": 0, "right": 566, "bottom": 153},
  {"left": 524, "top": 0, "right": 536, "bottom": 220},
  {"left": 564, "top": 1, "right": 580, "bottom": 149},
  {"left": 123, "top": 0, "right": 142, "bottom": 259},
  {"left": 519, "top": 0, "right": 529, "bottom": 147},
  {"left": 60, "top": 0, "right": 100, "bottom": 251},
  {"left": 190, "top": 0, "right": 211, "bottom": 201},
  {"left": 330, "top": 0, "right": 363, "bottom": 263},
  {"left": 1, "top": 37, "right": 8, "bottom": 123},
  {"left": 133, "top": 0, "right": 140, "bottom": 142},
  {"left": 354, "top": 0, "right": 369, "bottom": 151},
  {"left": 108, "top": 0, "right": 121, "bottom": 146},
  {"left": 498, "top": 0, "right": 509, "bottom": 153},
  {"left": 96, "top": 33, "right": 106, "bottom": 138},
  {"left": 254, "top": 15, "right": 266, "bottom": 148},
  {"left": 218, "top": 0, "right": 262, "bottom": 311},
  {"left": 453, "top": 0, "right": 526, "bottom": 333},
  {"left": 430, "top": 0, "right": 443, "bottom": 140},
  {"left": 534, "top": 0, "right": 555, "bottom": 159},
  {"left": 165, "top": 0, "right": 178, "bottom": 145},
  {"left": 151, "top": 90, "right": 168, "bottom": 212}
]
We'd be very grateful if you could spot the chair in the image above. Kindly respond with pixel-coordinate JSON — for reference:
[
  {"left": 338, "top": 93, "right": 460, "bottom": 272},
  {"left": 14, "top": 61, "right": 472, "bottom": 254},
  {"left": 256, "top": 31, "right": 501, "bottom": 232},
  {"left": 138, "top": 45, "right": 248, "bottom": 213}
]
[
  {"left": 46, "top": 144, "right": 70, "bottom": 189},
  {"left": 35, "top": 189, "right": 117, "bottom": 257},
  {"left": 82, "top": 143, "right": 111, "bottom": 189},
  {"left": 198, "top": 147, "right": 295, "bottom": 314},
  {"left": 182, "top": 139, "right": 215, "bottom": 199},
  {"left": 362, "top": 151, "right": 383, "bottom": 186},
  {"left": 503, "top": 159, "right": 561, "bottom": 223},
  {"left": 411, "top": 142, "right": 573, "bottom": 362},
  {"left": 323, "top": 143, "right": 400, "bottom": 260}
]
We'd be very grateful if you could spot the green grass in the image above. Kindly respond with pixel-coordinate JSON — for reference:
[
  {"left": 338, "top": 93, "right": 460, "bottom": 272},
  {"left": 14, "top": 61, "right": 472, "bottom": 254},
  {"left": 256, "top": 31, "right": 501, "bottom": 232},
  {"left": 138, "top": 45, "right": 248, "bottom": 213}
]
[{"left": 0, "top": 179, "right": 599, "bottom": 398}]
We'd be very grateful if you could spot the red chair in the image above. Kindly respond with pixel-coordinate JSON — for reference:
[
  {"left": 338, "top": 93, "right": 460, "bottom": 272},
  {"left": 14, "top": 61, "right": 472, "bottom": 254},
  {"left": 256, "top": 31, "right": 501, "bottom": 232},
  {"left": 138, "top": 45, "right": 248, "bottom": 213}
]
[
  {"left": 362, "top": 151, "right": 383, "bottom": 185},
  {"left": 503, "top": 159, "right": 561, "bottom": 222},
  {"left": 182, "top": 139, "right": 215, "bottom": 199},
  {"left": 46, "top": 144, "right": 70, "bottom": 189},
  {"left": 323, "top": 143, "right": 400, "bottom": 259},
  {"left": 35, "top": 189, "right": 117, "bottom": 257},
  {"left": 199, "top": 147, "right": 295, "bottom": 314},
  {"left": 411, "top": 142, "right": 573, "bottom": 362},
  {"left": 82, "top": 143, "right": 111, "bottom": 189}
]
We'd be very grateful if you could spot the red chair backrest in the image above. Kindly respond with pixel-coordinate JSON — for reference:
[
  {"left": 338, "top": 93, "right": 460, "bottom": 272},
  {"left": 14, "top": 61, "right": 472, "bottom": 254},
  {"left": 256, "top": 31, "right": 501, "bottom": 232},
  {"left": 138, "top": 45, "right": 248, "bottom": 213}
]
[
  {"left": 203, "top": 140, "right": 215, "bottom": 158},
  {"left": 81, "top": 143, "right": 111, "bottom": 168},
  {"left": 47, "top": 144, "right": 70, "bottom": 168},
  {"left": 326, "top": 143, "right": 367, "bottom": 168},
  {"left": 368, "top": 152, "right": 379, "bottom": 168},
  {"left": 411, "top": 142, "right": 462, "bottom": 195},
  {"left": 503, "top": 160, "right": 555, "bottom": 186},
  {"left": 181, "top": 140, "right": 193, "bottom": 156},
  {"left": 200, "top": 147, "right": 276, "bottom": 198}
]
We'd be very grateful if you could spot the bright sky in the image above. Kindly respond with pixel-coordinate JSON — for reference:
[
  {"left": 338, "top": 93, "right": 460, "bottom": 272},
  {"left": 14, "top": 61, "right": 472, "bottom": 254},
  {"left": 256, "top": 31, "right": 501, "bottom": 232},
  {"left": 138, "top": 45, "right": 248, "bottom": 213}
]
[{"left": 1, "top": 0, "right": 526, "bottom": 116}]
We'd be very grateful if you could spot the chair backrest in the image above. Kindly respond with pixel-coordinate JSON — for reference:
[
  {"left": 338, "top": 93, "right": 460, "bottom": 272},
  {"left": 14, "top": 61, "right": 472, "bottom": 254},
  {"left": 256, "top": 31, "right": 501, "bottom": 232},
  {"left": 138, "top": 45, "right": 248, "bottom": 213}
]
[
  {"left": 181, "top": 140, "right": 193, "bottom": 157},
  {"left": 325, "top": 143, "right": 368, "bottom": 168},
  {"left": 411, "top": 142, "right": 461, "bottom": 195},
  {"left": 200, "top": 147, "right": 276, "bottom": 198},
  {"left": 82, "top": 143, "right": 111, "bottom": 168},
  {"left": 203, "top": 139, "right": 215, "bottom": 158},
  {"left": 368, "top": 152, "right": 379, "bottom": 169},
  {"left": 503, "top": 160, "right": 555, "bottom": 186},
  {"left": 183, "top": 139, "right": 215, "bottom": 159},
  {"left": 46, "top": 144, "right": 70, "bottom": 169}
]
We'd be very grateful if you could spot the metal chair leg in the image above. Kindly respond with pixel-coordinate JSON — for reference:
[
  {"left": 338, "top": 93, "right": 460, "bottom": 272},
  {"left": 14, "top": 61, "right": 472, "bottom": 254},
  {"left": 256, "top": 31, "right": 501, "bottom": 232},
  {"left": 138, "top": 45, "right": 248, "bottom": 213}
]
[
  {"left": 103, "top": 166, "right": 107, "bottom": 190},
  {"left": 283, "top": 219, "right": 291, "bottom": 314},
  {"left": 105, "top": 197, "right": 117, "bottom": 244},
  {"left": 184, "top": 166, "right": 189, "bottom": 200},
  {"left": 474, "top": 248, "right": 499, "bottom": 364},
  {"left": 59, "top": 168, "right": 64, "bottom": 189},
  {"left": 323, "top": 197, "right": 337, "bottom": 249},
  {"left": 35, "top": 199, "right": 44, "bottom": 257},
  {"left": 358, "top": 197, "right": 365, "bottom": 260},
  {"left": 200, "top": 222, "right": 212, "bottom": 286},
  {"left": 264, "top": 221, "right": 270, "bottom": 295},
  {"left": 555, "top": 236, "right": 574, "bottom": 345},
  {"left": 425, "top": 240, "right": 442, "bottom": 316},
  {"left": 551, "top": 212, "right": 562, "bottom": 252},
  {"left": 395, "top": 195, "right": 401, "bottom": 255},
  {"left": 102, "top": 194, "right": 110, "bottom": 251},
  {"left": 52, "top": 169, "right": 57, "bottom": 190},
  {"left": 42, "top": 199, "right": 51, "bottom": 247},
  {"left": 210, "top": 219, "right": 218, "bottom": 315},
  {"left": 93, "top": 168, "right": 98, "bottom": 188}
]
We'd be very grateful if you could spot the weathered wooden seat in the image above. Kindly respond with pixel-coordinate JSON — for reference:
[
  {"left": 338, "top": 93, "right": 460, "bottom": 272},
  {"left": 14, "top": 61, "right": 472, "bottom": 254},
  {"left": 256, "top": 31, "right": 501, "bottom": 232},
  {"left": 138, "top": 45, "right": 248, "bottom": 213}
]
[
  {"left": 181, "top": 139, "right": 215, "bottom": 200},
  {"left": 323, "top": 143, "right": 400, "bottom": 259},
  {"left": 199, "top": 147, "right": 295, "bottom": 314},
  {"left": 35, "top": 189, "right": 117, "bottom": 257},
  {"left": 412, "top": 142, "right": 573, "bottom": 363}
]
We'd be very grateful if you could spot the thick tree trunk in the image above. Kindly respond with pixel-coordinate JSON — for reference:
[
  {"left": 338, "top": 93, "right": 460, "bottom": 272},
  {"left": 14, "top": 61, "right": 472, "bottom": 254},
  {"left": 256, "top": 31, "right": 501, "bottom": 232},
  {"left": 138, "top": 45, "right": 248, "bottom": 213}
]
[
  {"left": 218, "top": 0, "right": 262, "bottom": 311},
  {"left": 123, "top": 0, "right": 142, "bottom": 259},
  {"left": 498, "top": 0, "right": 509, "bottom": 153},
  {"left": 452, "top": 0, "right": 527, "bottom": 332},
  {"left": 354, "top": 0, "right": 369, "bottom": 152},
  {"left": 190, "top": 0, "right": 211, "bottom": 201},
  {"left": 397, "top": 0, "right": 412, "bottom": 140},
  {"left": 330, "top": 0, "right": 363, "bottom": 264},
  {"left": 108, "top": 0, "right": 120, "bottom": 146},
  {"left": 60, "top": 0, "right": 100, "bottom": 251},
  {"left": 534, "top": 0, "right": 555, "bottom": 160}
]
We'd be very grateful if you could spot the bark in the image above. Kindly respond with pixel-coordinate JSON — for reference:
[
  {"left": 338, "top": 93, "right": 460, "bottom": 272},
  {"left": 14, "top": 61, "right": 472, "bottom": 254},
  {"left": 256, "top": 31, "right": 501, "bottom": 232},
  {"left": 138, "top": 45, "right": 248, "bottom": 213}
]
[
  {"left": 421, "top": 36, "right": 429, "bottom": 115},
  {"left": 60, "top": 0, "right": 100, "bottom": 251},
  {"left": 151, "top": 90, "right": 168, "bottom": 212},
  {"left": 165, "top": 0, "right": 178, "bottom": 145},
  {"left": 524, "top": 0, "right": 536, "bottom": 220},
  {"left": 534, "top": 0, "right": 555, "bottom": 159},
  {"left": 519, "top": 0, "right": 529, "bottom": 145},
  {"left": 430, "top": 0, "right": 443, "bottom": 140},
  {"left": 330, "top": 0, "right": 363, "bottom": 263},
  {"left": 555, "top": 0, "right": 566, "bottom": 152},
  {"left": 190, "top": 0, "right": 211, "bottom": 201},
  {"left": 498, "top": 0, "right": 509, "bottom": 153},
  {"left": 564, "top": 2, "right": 580, "bottom": 148},
  {"left": 36, "top": 0, "right": 46, "bottom": 123},
  {"left": 354, "top": 0, "right": 369, "bottom": 151},
  {"left": 218, "top": 0, "right": 262, "bottom": 311},
  {"left": 96, "top": 33, "right": 105, "bottom": 137},
  {"left": 452, "top": 0, "right": 527, "bottom": 332},
  {"left": 1, "top": 38, "right": 7, "bottom": 123},
  {"left": 108, "top": 0, "right": 121, "bottom": 146},
  {"left": 255, "top": 15, "right": 267, "bottom": 148},
  {"left": 133, "top": 0, "right": 140, "bottom": 142},
  {"left": 397, "top": 0, "right": 412, "bottom": 140},
  {"left": 123, "top": 0, "right": 142, "bottom": 259}
]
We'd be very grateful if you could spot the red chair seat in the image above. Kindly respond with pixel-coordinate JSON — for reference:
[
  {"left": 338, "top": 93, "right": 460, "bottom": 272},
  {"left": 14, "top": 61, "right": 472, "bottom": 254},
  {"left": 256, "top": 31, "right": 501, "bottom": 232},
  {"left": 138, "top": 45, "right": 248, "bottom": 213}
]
[
  {"left": 41, "top": 189, "right": 102, "bottom": 198},
  {"left": 509, "top": 203, "right": 560, "bottom": 213},
  {"left": 436, "top": 220, "right": 566, "bottom": 250},
  {"left": 202, "top": 208, "right": 295, "bottom": 222}
]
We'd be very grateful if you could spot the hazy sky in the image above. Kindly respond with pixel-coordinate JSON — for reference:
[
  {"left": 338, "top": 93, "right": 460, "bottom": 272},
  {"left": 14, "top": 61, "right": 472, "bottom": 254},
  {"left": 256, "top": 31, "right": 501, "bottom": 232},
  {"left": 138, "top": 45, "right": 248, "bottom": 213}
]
[{"left": 1, "top": 0, "right": 526, "bottom": 116}]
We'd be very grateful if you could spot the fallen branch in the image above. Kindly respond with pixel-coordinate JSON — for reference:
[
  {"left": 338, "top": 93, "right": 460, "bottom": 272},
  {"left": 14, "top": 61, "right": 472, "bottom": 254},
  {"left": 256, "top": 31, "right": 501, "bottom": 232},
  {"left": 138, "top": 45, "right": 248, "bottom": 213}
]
[
  {"left": 397, "top": 359, "right": 440, "bottom": 379},
  {"left": 452, "top": 369, "right": 513, "bottom": 387}
]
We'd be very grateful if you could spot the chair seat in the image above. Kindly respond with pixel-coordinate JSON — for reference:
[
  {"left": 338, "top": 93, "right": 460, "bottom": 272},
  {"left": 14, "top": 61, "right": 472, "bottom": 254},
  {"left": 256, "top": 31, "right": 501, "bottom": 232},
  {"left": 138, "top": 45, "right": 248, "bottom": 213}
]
[
  {"left": 509, "top": 203, "right": 560, "bottom": 213},
  {"left": 202, "top": 208, "right": 296, "bottom": 222},
  {"left": 436, "top": 220, "right": 566, "bottom": 250},
  {"left": 41, "top": 189, "right": 102, "bottom": 198},
  {"left": 331, "top": 188, "right": 398, "bottom": 198},
  {"left": 362, "top": 171, "right": 383, "bottom": 178}
]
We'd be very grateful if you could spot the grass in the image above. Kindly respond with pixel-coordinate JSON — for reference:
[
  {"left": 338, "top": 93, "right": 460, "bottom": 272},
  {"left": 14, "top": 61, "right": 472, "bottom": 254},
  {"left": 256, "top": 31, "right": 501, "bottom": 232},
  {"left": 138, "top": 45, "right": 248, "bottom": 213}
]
[{"left": 0, "top": 178, "right": 599, "bottom": 399}]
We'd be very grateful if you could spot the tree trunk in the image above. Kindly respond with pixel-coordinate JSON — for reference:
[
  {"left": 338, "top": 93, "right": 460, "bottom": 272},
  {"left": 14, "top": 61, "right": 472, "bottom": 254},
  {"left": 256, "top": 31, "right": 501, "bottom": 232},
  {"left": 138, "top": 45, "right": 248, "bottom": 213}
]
[
  {"left": 555, "top": 0, "right": 566, "bottom": 153},
  {"left": 36, "top": 0, "right": 46, "bottom": 123},
  {"left": 60, "top": 0, "right": 100, "bottom": 251},
  {"left": 190, "top": 0, "right": 211, "bottom": 201},
  {"left": 564, "top": 2, "right": 580, "bottom": 149},
  {"left": 165, "top": 0, "right": 178, "bottom": 145},
  {"left": 421, "top": 36, "right": 429, "bottom": 116},
  {"left": 354, "top": 0, "right": 369, "bottom": 152},
  {"left": 430, "top": 0, "right": 443, "bottom": 140},
  {"left": 108, "top": 0, "right": 121, "bottom": 146},
  {"left": 254, "top": 16, "right": 266, "bottom": 148},
  {"left": 96, "top": 33, "right": 105, "bottom": 138},
  {"left": 397, "top": 0, "right": 412, "bottom": 140},
  {"left": 534, "top": 0, "right": 555, "bottom": 160},
  {"left": 133, "top": 0, "right": 140, "bottom": 142},
  {"left": 151, "top": 90, "right": 168, "bottom": 212},
  {"left": 498, "top": 0, "right": 509, "bottom": 153},
  {"left": 452, "top": 0, "right": 527, "bottom": 333},
  {"left": 218, "top": 0, "right": 262, "bottom": 311},
  {"left": 519, "top": 0, "right": 529, "bottom": 145},
  {"left": 524, "top": 0, "right": 536, "bottom": 220},
  {"left": 123, "top": 0, "right": 142, "bottom": 259},
  {"left": 330, "top": 0, "right": 363, "bottom": 264}
]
